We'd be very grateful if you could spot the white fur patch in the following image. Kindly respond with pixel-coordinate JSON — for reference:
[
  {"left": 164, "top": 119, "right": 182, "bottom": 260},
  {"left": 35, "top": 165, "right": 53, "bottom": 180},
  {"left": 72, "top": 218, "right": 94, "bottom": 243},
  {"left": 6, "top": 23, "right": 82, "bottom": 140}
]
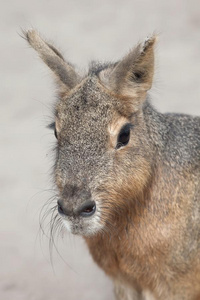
[
  {"left": 142, "top": 290, "right": 156, "bottom": 300},
  {"left": 62, "top": 219, "right": 71, "bottom": 233}
]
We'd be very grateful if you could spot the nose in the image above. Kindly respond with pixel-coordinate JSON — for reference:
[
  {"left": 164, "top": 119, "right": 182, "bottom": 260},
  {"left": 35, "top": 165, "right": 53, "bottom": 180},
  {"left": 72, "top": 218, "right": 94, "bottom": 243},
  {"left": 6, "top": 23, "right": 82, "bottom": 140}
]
[{"left": 57, "top": 200, "right": 96, "bottom": 218}]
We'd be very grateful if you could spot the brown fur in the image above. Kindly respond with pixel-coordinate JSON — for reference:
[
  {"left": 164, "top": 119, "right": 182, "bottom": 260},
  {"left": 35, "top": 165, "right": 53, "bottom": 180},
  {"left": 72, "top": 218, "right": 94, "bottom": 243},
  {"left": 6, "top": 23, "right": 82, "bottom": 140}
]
[{"left": 86, "top": 166, "right": 200, "bottom": 299}]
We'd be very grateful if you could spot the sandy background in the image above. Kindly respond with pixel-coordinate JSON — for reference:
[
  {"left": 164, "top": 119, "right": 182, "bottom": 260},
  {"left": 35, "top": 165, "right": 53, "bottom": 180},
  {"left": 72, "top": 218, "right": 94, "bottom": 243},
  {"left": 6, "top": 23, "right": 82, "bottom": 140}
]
[{"left": 1, "top": 0, "right": 200, "bottom": 299}]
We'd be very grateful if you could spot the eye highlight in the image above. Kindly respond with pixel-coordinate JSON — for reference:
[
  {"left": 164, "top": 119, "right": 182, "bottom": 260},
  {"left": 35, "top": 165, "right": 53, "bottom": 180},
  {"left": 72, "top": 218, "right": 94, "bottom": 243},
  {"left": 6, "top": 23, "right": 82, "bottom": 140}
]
[{"left": 116, "top": 123, "right": 132, "bottom": 150}]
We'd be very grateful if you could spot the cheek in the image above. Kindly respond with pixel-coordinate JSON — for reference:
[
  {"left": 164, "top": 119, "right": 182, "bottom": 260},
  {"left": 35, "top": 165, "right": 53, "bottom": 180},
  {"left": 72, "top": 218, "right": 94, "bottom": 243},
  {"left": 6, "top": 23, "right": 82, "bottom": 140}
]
[{"left": 55, "top": 166, "right": 65, "bottom": 191}]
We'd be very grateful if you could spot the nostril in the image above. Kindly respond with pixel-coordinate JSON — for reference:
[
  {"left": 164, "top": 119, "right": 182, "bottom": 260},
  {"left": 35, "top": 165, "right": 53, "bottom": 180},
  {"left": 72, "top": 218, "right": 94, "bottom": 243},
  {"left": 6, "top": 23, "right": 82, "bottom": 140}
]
[
  {"left": 84, "top": 207, "right": 93, "bottom": 213},
  {"left": 79, "top": 201, "right": 96, "bottom": 217},
  {"left": 57, "top": 200, "right": 72, "bottom": 216}
]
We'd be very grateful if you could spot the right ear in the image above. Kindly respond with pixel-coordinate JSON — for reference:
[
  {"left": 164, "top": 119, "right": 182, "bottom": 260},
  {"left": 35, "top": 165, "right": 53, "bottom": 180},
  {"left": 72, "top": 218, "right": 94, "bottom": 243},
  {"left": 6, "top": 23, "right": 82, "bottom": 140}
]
[
  {"left": 25, "top": 30, "right": 80, "bottom": 93},
  {"left": 99, "top": 35, "right": 156, "bottom": 112}
]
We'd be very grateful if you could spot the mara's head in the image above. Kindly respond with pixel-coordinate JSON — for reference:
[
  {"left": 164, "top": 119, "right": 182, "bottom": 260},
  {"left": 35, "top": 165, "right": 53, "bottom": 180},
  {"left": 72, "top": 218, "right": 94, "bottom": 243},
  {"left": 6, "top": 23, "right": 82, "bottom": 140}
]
[{"left": 26, "top": 30, "right": 156, "bottom": 237}]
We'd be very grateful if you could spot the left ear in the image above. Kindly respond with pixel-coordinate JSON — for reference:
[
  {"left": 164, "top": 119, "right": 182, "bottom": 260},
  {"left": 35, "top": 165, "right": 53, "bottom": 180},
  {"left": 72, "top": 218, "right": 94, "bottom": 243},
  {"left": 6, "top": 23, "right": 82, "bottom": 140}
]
[
  {"left": 100, "top": 35, "right": 157, "bottom": 101},
  {"left": 25, "top": 29, "right": 80, "bottom": 94}
]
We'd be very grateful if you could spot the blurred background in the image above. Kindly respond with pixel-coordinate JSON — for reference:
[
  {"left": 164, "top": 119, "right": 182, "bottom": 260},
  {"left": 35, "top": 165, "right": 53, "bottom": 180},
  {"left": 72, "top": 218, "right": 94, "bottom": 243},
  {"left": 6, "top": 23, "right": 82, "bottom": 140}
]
[{"left": 1, "top": 0, "right": 200, "bottom": 299}]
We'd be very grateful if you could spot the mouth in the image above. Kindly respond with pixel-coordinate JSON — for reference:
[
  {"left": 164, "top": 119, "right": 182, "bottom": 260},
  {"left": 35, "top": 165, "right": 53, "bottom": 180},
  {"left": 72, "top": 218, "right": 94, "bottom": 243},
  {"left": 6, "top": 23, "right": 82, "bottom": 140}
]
[{"left": 61, "top": 217, "right": 97, "bottom": 236}]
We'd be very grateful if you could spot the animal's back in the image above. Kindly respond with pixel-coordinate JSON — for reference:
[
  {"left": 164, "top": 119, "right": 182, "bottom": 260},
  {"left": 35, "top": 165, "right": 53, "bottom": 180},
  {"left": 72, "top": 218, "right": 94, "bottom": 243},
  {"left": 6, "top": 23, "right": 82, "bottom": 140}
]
[{"left": 164, "top": 112, "right": 200, "bottom": 169}]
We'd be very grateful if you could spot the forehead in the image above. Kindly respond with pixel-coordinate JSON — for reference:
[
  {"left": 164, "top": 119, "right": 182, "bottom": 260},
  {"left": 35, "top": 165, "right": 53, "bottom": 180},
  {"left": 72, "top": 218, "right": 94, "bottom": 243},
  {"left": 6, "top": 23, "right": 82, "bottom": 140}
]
[
  {"left": 55, "top": 76, "right": 117, "bottom": 174},
  {"left": 56, "top": 76, "right": 114, "bottom": 128}
]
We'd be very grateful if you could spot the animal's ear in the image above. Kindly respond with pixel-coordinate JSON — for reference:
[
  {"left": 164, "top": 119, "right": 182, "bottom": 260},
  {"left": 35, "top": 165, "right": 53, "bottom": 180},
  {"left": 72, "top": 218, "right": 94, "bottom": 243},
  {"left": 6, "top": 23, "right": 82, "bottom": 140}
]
[
  {"left": 25, "top": 30, "right": 80, "bottom": 93},
  {"left": 100, "top": 35, "right": 156, "bottom": 104}
]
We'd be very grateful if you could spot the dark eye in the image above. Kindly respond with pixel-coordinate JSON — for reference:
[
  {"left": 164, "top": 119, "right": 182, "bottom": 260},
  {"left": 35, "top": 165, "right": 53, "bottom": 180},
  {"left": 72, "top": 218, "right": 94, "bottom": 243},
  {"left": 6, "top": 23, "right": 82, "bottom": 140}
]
[
  {"left": 54, "top": 127, "right": 58, "bottom": 139},
  {"left": 116, "top": 123, "right": 131, "bottom": 150},
  {"left": 48, "top": 122, "right": 58, "bottom": 139}
]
